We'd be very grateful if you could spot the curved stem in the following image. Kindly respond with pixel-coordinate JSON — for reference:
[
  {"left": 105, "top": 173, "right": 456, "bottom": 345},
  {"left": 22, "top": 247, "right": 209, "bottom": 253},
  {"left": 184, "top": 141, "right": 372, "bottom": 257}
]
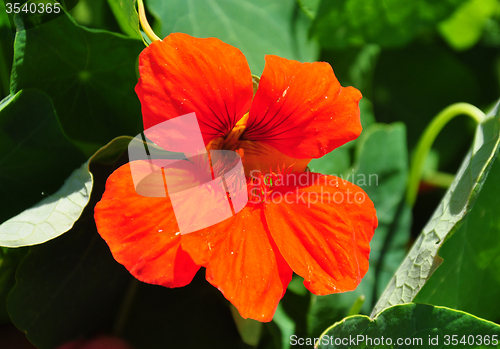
[
  {"left": 406, "top": 103, "right": 486, "bottom": 207},
  {"left": 423, "top": 171, "right": 456, "bottom": 189},
  {"left": 347, "top": 295, "right": 365, "bottom": 316},
  {"left": 113, "top": 278, "right": 140, "bottom": 336},
  {"left": 137, "top": 0, "right": 160, "bottom": 43}
]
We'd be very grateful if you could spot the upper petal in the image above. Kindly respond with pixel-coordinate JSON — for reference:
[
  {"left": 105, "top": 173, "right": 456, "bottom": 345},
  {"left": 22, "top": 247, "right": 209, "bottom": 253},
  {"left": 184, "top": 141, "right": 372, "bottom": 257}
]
[
  {"left": 244, "top": 55, "right": 362, "bottom": 159},
  {"left": 263, "top": 172, "right": 377, "bottom": 294},
  {"left": 181, "top": 204, "right": 292, "bottom": 321},
  {"left": 135, "top": 33, "right": 254, "bottom": 146},
  {"left": 94, "top": 161, "right": 200, "bottom": 288}
]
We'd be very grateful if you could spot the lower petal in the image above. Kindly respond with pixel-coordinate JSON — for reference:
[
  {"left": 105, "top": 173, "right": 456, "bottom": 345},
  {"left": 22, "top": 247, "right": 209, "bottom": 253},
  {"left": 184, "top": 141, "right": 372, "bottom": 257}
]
[
  {"left": 264, "top": 173, "right": 377, "bottom": 294},
  {"left": 182, "top": 204, "right": 292, "bottom": 321},
  {"left": 94, "top": 161, "right": 200, "bottom": 287}
]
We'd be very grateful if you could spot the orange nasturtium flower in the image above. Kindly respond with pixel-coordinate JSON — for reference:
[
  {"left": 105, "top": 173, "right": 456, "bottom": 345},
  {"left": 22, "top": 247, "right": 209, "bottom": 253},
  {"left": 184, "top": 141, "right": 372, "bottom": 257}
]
[{"left": 94, "top": 33, "right": 377, "bottom": 321}]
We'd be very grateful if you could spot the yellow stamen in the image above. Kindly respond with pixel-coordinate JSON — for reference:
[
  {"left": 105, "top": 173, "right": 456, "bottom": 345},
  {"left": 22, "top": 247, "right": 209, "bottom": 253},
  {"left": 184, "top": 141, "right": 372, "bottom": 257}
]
[
  {"left": 224, "top": 113, "right": 249, "bottom": 151},
  {"left": 205, "top": 112, "right": 310, "bottom": 176}
]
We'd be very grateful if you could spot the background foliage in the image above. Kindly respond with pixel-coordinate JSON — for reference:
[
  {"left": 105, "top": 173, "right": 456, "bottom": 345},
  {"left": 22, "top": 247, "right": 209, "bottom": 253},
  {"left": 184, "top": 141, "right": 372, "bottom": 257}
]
[{"left": 1, "top": 0, "right": 500, "bottom": 348}]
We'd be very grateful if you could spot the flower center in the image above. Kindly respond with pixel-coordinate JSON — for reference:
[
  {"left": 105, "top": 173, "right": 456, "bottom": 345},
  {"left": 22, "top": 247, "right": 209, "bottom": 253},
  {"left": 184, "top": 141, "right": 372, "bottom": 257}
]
[{"left": 206, "top": 113, "right": 311, "bottom": 177}]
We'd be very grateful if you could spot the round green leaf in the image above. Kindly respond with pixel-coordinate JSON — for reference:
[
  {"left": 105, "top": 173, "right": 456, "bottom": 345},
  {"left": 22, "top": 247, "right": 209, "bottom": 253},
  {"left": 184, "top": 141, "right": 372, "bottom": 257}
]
[
  {"left": 147, "top": 0, "right": 318, "bottom": 75},
  {"left": 11, "top": 9, "right": 144, "bottom": 154},
  {"left": 6, "top": 218, "right": 131, "bottom": 349},
  {"left": 317, "top": 304, "right": 500, "bottom": 349},
  {"left": 0, "top": 162, "right": 92, "bottom": 247},
  {"left": 0, "top": 90, "right": 135, "bottom": 247},
  {"left": 6, "top": 136, "right": 135, "bottom": 348},
  {"left": 0, "top": 89, "right": 86, "bottom": 228}
]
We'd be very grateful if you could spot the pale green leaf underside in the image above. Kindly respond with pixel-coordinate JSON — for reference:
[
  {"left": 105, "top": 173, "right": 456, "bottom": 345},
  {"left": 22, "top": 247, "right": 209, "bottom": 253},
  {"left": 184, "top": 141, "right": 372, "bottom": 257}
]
[
  {"left": 0, "top": 134, "right": 134, "bottom": 248},
  {"left": 371, "top": 107, "right": 500, "bottom": 317},
  {"left": 0, "top": 162, "right": 92, "bottom": 247}
]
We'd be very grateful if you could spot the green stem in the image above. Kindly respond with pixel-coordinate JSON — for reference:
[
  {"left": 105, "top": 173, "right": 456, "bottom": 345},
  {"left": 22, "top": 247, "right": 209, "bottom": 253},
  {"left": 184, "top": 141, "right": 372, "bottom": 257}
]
[
  {"left": 406, "top": 103, "right": 486, "bottom": 207},
  {"left": 347, "top": 295, "right": 365, "bottom": 316},
  {"left": 113, "top": 278, "right": 140, "bottom": 336},
  {"left": 137, "top": 0, "right": 160, "bottom": 44},
  {"left": 423, "top": 171, "right": 456, "bottom": 189}
]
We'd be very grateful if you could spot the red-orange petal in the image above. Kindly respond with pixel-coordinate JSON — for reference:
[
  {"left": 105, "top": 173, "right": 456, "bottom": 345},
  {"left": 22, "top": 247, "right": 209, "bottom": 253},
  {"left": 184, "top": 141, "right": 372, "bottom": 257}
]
[
  {"left": 181, "top": 204, "right": 292, "bottom": 321},
  {"left": 245, "top": 55, "right": 362, "bottom": 159},
  {"left": 135, "top": 33, "right": 253, "bottom": 148},
  {"left": 263, "top": 173, "right": 377, "bottom": 294},
  {"left": 94, "top": 161, "right": 199, "bottom": 287}
]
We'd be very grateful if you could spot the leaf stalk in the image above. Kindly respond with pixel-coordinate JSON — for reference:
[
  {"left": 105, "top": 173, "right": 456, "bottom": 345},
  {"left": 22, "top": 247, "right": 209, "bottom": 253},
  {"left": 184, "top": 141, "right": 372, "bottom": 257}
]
[
  {"left": 137, "top": 0, "right": 160, "bottom": 44},
  {"left": 406, "top": 103, "right": 486, "bottom": 206}
]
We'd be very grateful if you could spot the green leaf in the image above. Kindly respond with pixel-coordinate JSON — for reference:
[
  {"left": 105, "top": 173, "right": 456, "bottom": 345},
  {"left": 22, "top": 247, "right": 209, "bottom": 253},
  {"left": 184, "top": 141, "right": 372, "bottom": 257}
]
[
  {"left": 308, "top": 123, "right": 411, "bottom": 336},
  {"left": 319, "top": 45, "right": 380, "bottom": 103},
  {"left": 146, "top": 0, "right": 318, "bottom": 75},
  {"left": 272, "top": 303, "right": 296, "bottom": 349},
  {"left": 107, "top": 0, "right": 141, "bottom": 38},
  {"left": 308, "top": 146, "right": 351, "bottom": 175},
  {"left": 439, "top": 0, "right": 498, "bottom": 51},
  {"left": 230, "top": 305, "right": 263, "bottom": 347},
  {"left": 350, "top": 124, "right": 411, "bottom": 307},
  {"left": 311, "top": 0, "right": 467, "bottom": 49},
  {"left": 347, "top": 46, "right": 380, "bottom": 99},
  {"left": 3, "top": 0, "right": 80, "bottom": 33},
  {"left": 0, "top": 90, "right": 136, "bottom": 247},
  {"left": 482, "top": 15, "right": 500, "bottom": 46},
  {"left": 6, "top": 136, "right": 134, "bottom": 349},
  {"left": 0, "top": 1, "right": 14, "bottom": 99},
  {"left": 91, "top": 135, "right": 134, "bottom": 165},
  {"left": 10, "top": 8, "right": 144, "bottom": 155},
  {"left": 358, "top": 99, "right": 376, "bottom": 131},
  {"left": 414, "top": 128, "right": 500, "bottom": 322},
  {"left": 121, "top": 274, "right": 249, "bottom": 349},
  {"left": 0, "top": 89, "right": 86, "bottom": 227},
  {"left": 0, "top": 161, "right": 92, "bottom": 247},
  {"left": 0, "top": 247, "right": 28, "bottom": 323},
  {"left": 7, "top": 215, "right": 131, "bottom": 349},
  {"left": 317, "top": 304, "right": 500, "bottom": 349},
  {"left": 371, "top": 107, "right": 500, "bottom": 317},
  {"left": 6, "top": 150, "right": 249, "bottom": 349},
  {"left": 0, "top": 1, "right": 10, "bottom": 29},
  {"left": 70, "top": 0, "right": 113, "bottom": 30},
  {"left": 0, "top": 91, "right": 134, "bottom": 248},
  {"left": 297, "top": 0, "right": 321, "bottom": 19}
]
